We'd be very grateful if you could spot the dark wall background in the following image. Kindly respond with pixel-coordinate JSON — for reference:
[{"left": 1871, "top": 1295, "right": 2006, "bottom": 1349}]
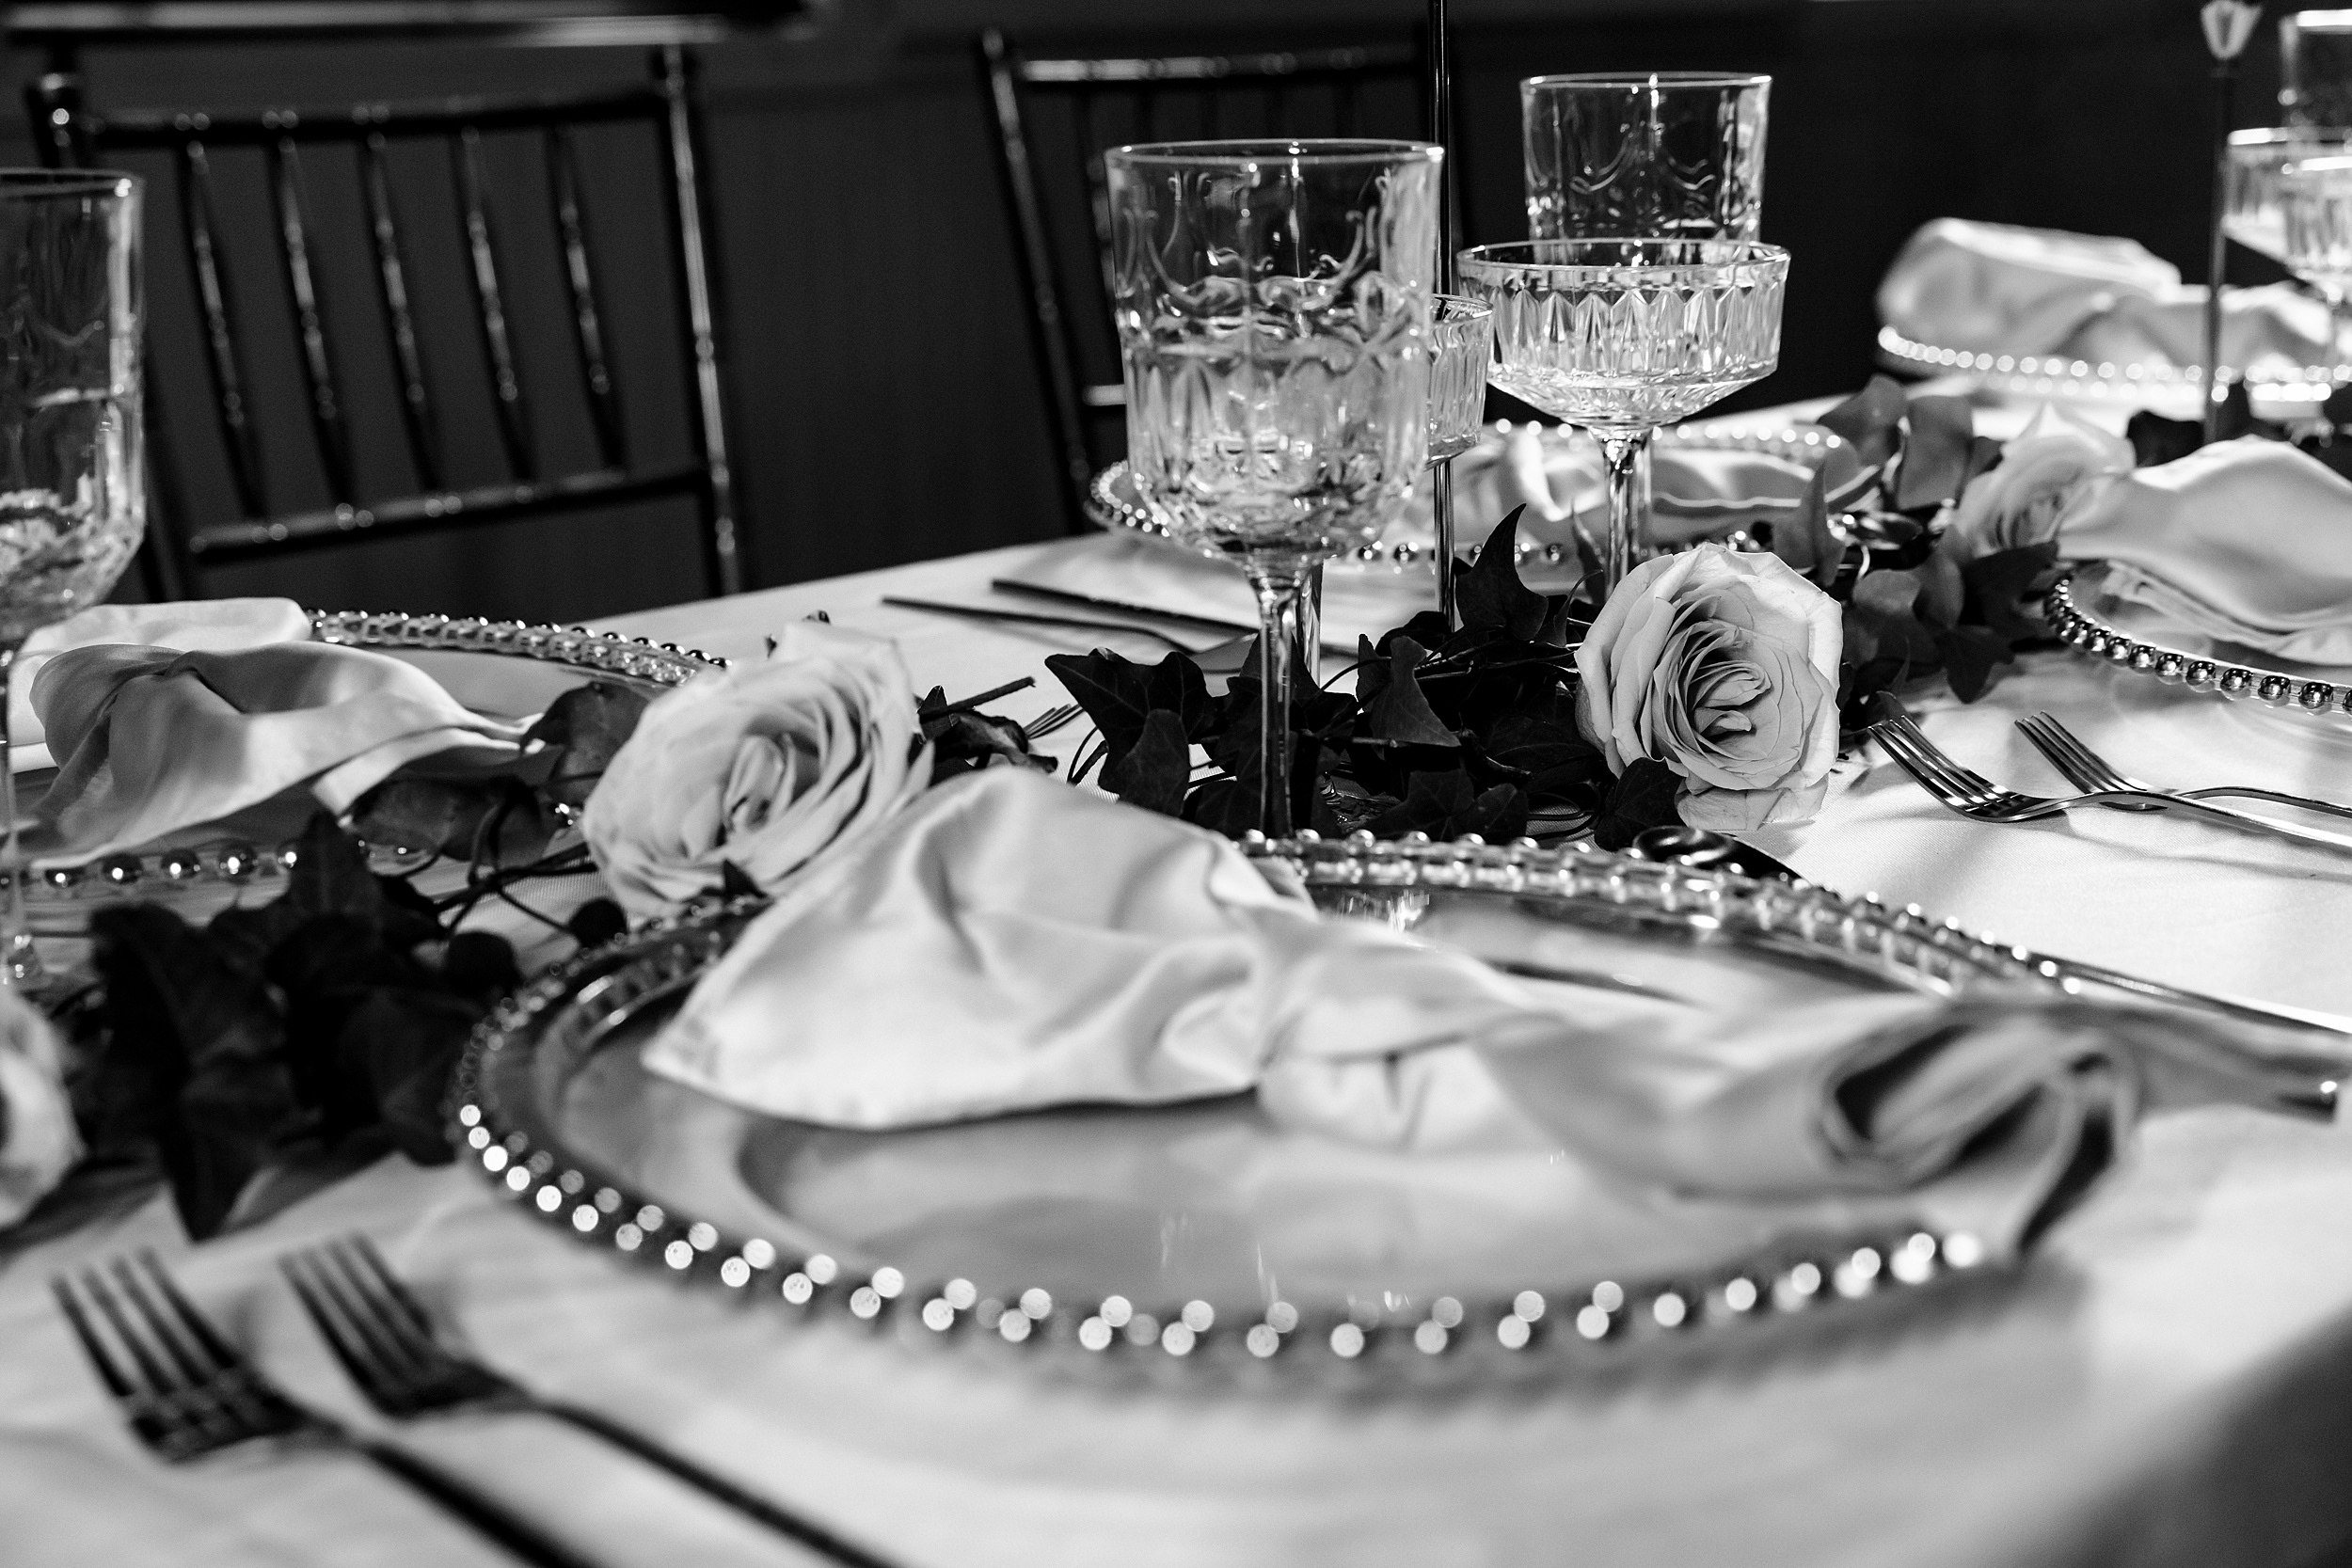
[{"left": 0, "top": 0, "right": 2274, "bottom": 623}]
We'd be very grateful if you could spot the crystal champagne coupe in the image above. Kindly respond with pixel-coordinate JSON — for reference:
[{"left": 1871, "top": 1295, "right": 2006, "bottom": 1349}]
[
  {"left": 1107, "top": 139, "right": 1441, "bottom": 836},
  {"left": 1521, "top": 72, "right": 1771, "bottom": 560},
  {"left": 0, "top": 171, "right": 145, "bottom": 987},
  {"left": 1457, "top": 239, "right": 1787, "bottom": 594}
]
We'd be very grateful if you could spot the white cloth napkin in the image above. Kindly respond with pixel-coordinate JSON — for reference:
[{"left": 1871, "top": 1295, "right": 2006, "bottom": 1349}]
[
  {"left": 2061, "top": 437, "right": 2352, "bottom": 665},
  {"left": 647, "top": 768, "right": 2344, "bottom": 1262},
  {"left": 27, "top": 640, "right": 531, "bottom": 863},
  {"left": 0, "top": 984, "right": 78, "bottom": 1229},
  {"left": 1877, "top": 218, "right": 2328, "bottom": 369},
  {"left": 10, "top": 598, "right": 313, "bottom": 771}
]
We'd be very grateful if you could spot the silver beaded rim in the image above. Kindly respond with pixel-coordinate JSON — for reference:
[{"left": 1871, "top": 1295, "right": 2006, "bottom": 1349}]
[
  {"left": 449, "top": 832, "right": 2062, "bottom": 1375},
  {"left": 1877, "top": 325, "right": 2346, "bottom": 405},
  {"left": 1086, "top": 423, "right": 1850, "bottom": 571},
  {"left": 21, "top": 609, "right": 728, "bottom": 902},
  {"left": 2047, "top": 571, "right": 2352, "bottom": 722}
]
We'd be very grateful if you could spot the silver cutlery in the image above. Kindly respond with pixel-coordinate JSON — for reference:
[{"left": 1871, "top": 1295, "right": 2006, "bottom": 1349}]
[
  {"left": 1867, "top": 701, "right": 2352, "bottom": 856},
  {"left": 2016, "top": 711, "right": 2352, "bottom": 824},
  {"left": 1025, "top": 702, "right": 1082, "bottom": 740},
  {"left": 987, "top": 579, "right": 1258, "bottom": 638},
  {"left": 280, "top": 1235, "right": 896, "bottom": 1568},
  {"left": 55, "top": 1251, "right": 599, "bottom": 1568},
  {"left": 881, "top": 595, "right": 1217, "bottom": 655}
]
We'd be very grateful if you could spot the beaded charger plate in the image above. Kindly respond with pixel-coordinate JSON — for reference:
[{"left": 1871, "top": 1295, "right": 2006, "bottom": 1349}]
[
  {"left": 1085, "top": 422, "right": 1851, "bottom": 575},
  {"left": 1876, "top": 324, "right": 2346, "bottom": 413},
  {"left": 2048, "top": 563, "right": 2352, "bottom": 733},
  {"left": 451, "top": 836, "right": 2060, "bottom": 1385},
  {"left": 22, "top": 610, "right": 726, "bottom": 911}
]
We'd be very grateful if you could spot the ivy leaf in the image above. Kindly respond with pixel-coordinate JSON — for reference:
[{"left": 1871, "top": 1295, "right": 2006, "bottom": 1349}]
[
  {"left": 288, "top": 811, "right": 384, "bottom": 925},
  {"left": 525, "top": 681, "right": 651, "bottom": 807},
  {"left": 1963, "top": 435, "right": 2006, "bottom": 483},
  {"left": 1818, "top": 375, "right": 1910, "bottom": 467},
  {"left": 1961, "top": 541, "right": 2061, "bottom": 643},
  {"left": 1361, "top": 769, "right": 1527, "bottom": 842},
  {"left": 1591, "top": 758, "right": 1683, "bottom": 851},
  {"left": 1935, "top": 625, "right": 2014, "bottom": 703},
  {"left": 1895, "top": 395, "right": 1976, "bottom": 511},
  {"left": 1486, "top": 712, "right": 1607, "bottom": 804},
  {"left": 1143, "top": 651, "right": 1216, "bottom": 741},
  {"left": 1772, "top": 467, "right": 1843, "bottom": 590},
  {"left": 1359, "top": 638, "right": 1459, "bottom": 748},
  {"left": 90, "top": 903, "right": 296, "bottom": 1240},
  {"left": 567, "top": 896, "right": 628, "bottom": 949},
  {"left": 340, "top": 990, "right": 476, "bottom": 1165},
  {"left": 349, "top": 778, "right": 506, "bottom": 861},
  {"left": 1101, "top": 708, "right": 1191, "bottom": 816},
  {"left": 1455, "top": 505, "right": 1548, "bottom": 641},
  {"left": 927, "top": 710, "right": 1046, "bottom": 782},
  {"left": 1044, "top": 648, "right": 1158, "bottom": 763},
  {"left": 1913, "top": 548, "right": 1965, "bottom": 631},
  {"left": 2125, "top": 409, "right": 2202, "bottom": 468}
]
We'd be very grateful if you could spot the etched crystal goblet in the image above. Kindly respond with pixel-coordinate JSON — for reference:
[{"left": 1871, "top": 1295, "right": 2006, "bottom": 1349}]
[
  {"left": 1457, "top": 238, "right": 1787, "bottom": 594},
  {"left": 1107, "top": 139, "right": 1441, "bottom": 836}
]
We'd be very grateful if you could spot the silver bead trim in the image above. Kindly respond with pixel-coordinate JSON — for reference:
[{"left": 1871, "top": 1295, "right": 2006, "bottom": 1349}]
[
  {"left": 1877, "top": 325, "right": 2344, "bottom": 405},
  {"left": 452, "top": 836, "right": 2040, "bottom": 1370},
  {"left": 2047, "top": 573, "right": 2352, "bottom": 724}
]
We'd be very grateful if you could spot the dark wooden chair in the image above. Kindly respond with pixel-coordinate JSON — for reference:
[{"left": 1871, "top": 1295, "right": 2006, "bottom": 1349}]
[
  {"left": 24, "top": 41, "right": 747, "bottom": 602},
  {"left": 979, "top": 29, "right": 1438, "bottom": 536}
]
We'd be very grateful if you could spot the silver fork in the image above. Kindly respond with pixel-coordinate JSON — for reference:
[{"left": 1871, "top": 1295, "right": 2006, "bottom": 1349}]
[
  {"left": 281, "top": 1235, "right": 896, "bottom": 1568},
  {"left": 2017, "top": 711, "right": 2352, "bottom": 824},
  {"left": 1867, "top": 706, "right": 2352, "bottom": 855},
  {"left": 1025, "top": 702, "right": 1081, "bottom": 740},
  {"left": 55, "top": 1251, "right": 597, "bottom": 1568}
]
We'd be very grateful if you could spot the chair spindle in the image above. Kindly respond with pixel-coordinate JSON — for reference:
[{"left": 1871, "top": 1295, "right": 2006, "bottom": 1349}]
[
  {"left": 451, "top": 125, "right": 537, "bottom": 482},
  {"left": 176, "top": 137, "right": 268, "bottom": 520},
  {"left": 545, "top": 124, "right": 627, "bottom": 470},
  {"left": 359, "top": 128, "right": 444, "bottom": 493},
  {"left": 264, "top": 131, "right": 358, "bottom": 507}
]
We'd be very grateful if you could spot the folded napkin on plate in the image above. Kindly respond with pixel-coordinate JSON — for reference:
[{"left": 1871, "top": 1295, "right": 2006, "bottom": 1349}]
[
  {"left": 0, "top": 984, "right": 78, "bottom": 1229},
  {"left": 10, "top": 598, "right": 313, "bottom": 770},
  {"left": 2062, "top": 437, "right": 2352, "bottom": 664},
  {"left": 28, "top": 640, "right": 530, "bottom": 863},
  {"left": 1878, "top": 218, "right": 2328, "bottom": 368},
  {"left": 1878, "top": 219, "right": 2182, "bottom": 356},
  {"left": 649, "top": 768, "right": 2343, "bottom": 1260}
]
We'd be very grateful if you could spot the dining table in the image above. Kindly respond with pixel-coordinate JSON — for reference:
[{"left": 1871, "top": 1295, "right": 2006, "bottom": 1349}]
[{"left": 3, "top": 397, "right": 2352, "bottom": 1568}]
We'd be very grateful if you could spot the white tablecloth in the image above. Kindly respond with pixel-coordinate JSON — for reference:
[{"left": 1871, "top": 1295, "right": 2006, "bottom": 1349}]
[{"left": 6, "top": 494, "right": 2352, "bottom": 1568}]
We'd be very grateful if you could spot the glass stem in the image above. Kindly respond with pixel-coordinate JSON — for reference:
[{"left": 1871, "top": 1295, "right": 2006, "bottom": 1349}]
[
  {"left": 1594, "top": 427, "right": 1654, "bottom": 594},
  {"left": 1249, "top": 566, "right": 1306, "bottom": 839},
  {"left": 1433, "top": 455, "right": 1459, "bottom": 627},
  {"left": 1295, "top": 563, "right": 1324, "bottom": 690},
  {"left": 0, "top": 640, "right": 40, "bottom": 989}
]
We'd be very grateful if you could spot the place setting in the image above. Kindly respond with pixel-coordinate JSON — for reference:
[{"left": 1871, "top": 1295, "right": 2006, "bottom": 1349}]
[{"left": 6, "top": 8, "right": 2352, "bottom": 1568}]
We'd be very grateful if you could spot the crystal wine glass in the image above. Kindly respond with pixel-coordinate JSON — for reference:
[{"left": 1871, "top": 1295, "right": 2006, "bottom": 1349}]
[
  {"left": 0, "top": 170, "right": 145, "bottom": 987},
  {"left": 2283, "top": 11, "right": 2352, "bottom": 129},
  {"left": 1106, "top": 139, "right": 1441, "bottom": 836},
  {"left": 1425, "top": 293, "right": 1493, "bottom": 622},
  {"left": 2228, "top": 128, "right": 2352, "bottom": 262},
  {"left": 1457, "top": 239, "right": 1787, "bottom": 594},
  {"left": 1521, "top": 72, "right": 1771, "bottom": 562}
]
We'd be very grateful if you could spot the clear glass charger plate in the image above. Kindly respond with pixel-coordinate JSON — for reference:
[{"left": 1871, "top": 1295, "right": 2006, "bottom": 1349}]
[
  {"left": 19, "top": 610, "right": 726, "bottom": 919},
  {"left": 1877, "top": 323, "right": 2346, "bottom": 418},
  {"left": 1085, "top": 421, "right": 1856, "bottom": 575},
  {"left": 2049, "top": 562, "right": 2352, "bottom": 738},
  {"left": 452, "top": 837, "right": 2060, "bottom": 1386}
]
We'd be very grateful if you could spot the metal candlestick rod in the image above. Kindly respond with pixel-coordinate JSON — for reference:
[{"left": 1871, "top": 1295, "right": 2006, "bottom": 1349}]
[{"left": 1429, "top": 0, "right": 1463, "bottom": 626}]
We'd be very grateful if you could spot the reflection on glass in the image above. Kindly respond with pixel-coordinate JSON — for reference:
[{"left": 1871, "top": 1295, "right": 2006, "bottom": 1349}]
[
  {"left": 1108, "top": 139, "right": 1441, "bottom": 836},
  {"left": 1427, "top": 295, "right": 1495, "bottom": 465},
  {"left": 0, "top": 170, "right": 143, "bottom": 988},
  {"left": 1458, "top": 239, "right": 1788, "bottom": 594}
]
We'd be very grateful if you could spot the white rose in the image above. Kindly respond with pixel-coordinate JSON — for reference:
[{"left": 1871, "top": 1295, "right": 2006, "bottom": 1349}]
[
  {"left": 582, "top": 621, "right": 930, "bottom": 921},
  {"left": 1575, "top": 544, "right": 1843, "bottom": 832},
  {"left": 1944, "top": 403, "right": 2133, "bottom": 566},
  {"left": 0, "top": 985, "right": 79, "bottom": 1228}
]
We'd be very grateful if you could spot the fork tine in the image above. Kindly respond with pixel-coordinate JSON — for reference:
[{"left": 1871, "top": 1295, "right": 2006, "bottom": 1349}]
[
  {"left": 2015, "top": 715, "right": 2090, "bottom": 790},
  {"left": 342, "top": 1236, "right": 441, "bottom": 1344},
  {"left": 2027, "top": 714, "right": 2121, "bottom": 788},
  {"left": 81, "top": 1266, "right": 190, "bottom": 1399},
  {"left": 52, "top": 1275, "right": 140, "bottom": 1402},
  {"left": 316, "top": 1242, "right": 444, "bottom": 1374},
  {"left": 1883, "top": 715, "right": 2002, "bottom": 798},
  {"left": 1871, "top": 722, "right": 1967, "bottom": 798},
  {"left": 129, "top": 1252, "right": 242, "bottom": 1378},
  {"left": 282, "top": 1251, "right": 414, "bottom": 1405}
]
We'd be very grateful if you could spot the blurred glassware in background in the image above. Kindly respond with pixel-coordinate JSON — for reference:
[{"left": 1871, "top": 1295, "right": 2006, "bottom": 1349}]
[
  {"left": 1459, "top": 238, "right": 1788, "bottom": 594},
  {"left": 2227, "top": 127, "right": 2352, "bottom": 261},
  {"left": 1520, "top": 72, "right": 1771, "bottom": 566},
  {"left": 1427, "top": 295, "right": 1497, "bottom": 465},
  {"left": 2276, "top": 152, "right": 2352, "bottom": 354},
  {"left": 1108, "top": 138, "right": 1440, "bottom": 836},
  {"left": 0, "top": 169, "right": 144, "bottom": 988},
  {"left": 2282, "top": 10, "right": 2352, "bottom": 128}
]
